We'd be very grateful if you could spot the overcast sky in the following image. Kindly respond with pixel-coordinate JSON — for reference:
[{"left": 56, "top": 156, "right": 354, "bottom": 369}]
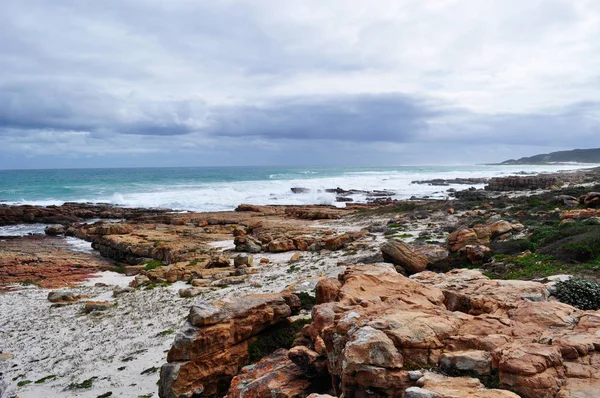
[{"left": 1, "top": 0, "right": 599, "bottom": 169}]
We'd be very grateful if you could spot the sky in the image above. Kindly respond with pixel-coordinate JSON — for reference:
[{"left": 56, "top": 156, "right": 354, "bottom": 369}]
[{"left": 1, "top": 0, "right": 599, "bottom": 169}]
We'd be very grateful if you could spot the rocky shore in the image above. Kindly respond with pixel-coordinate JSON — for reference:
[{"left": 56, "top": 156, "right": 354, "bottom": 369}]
[{"left": 1, "top": 168, "right": 600, "bottom": 397}]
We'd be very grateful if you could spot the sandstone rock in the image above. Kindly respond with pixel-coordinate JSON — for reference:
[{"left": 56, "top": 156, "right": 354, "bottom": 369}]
[
  {"left": 315, "top": 278, "right": 341, "bottom": 304},
  {"left": 555, "top": 195, "right": 579, "bottom": 207},
  {"left": 130, "top": 274, "right": 150, "bottom": 287},
  {"left": 490, "top": 220, "right": 513, "bottom": 237},
  {"left": 44, "top": 224, "right": 65, "bottom": 236},
  {"left": 83, "top": 301, "right": 111, "bottom": 313},
  {"left": 381, "top": 240, "right": 447, "bottom": 274},
  {"left": 416, "top": 372, "right": 520, "bottom": 397},
  {"left": 233, "top": 254, "right": 253, "bottom": 268},
  {"left": 112, "top": 287, "right": 134, "bottom": 296},
  {"left": 580, "top": 192, "right": 600, "bottom": 208},
  {"left": 267, "top": 238, "right": 296, "bottom": 253},
  {"left": 210, "top": 276, "right": 247, "bottom": 287},
  {"left": 160, "top": 293, "right": 301, "bottom": 398},
  {"left": 178, "top": 287, "right": 210, "bottom": 298},
  {"left": 226, "top": 349, "right": 312, "bottom": 398},
  {"left": 191, "top": 278, "right": 211, "bottom": 287},
  {"left": 486, "top": 176, "right": 558, "bottom": 191},
  {"left": 289, "top": 252, "right": 302, "bottom": 263},
  {"left": 439, "top": 350, "right": 492, "bottom": 375},
  {"left": 464, "top": 244, "right": 492, "bottom": 264},
  {"left": 324, "top": 234, "right": 351, "bottom": 251},
  {"left": 260, "top": 258, "right": 270, "bottom": 264},
  {"left": 209, "top": 255, "right": 231, "bottom": 268},
  {"left": 47, "top": 291, "right": 81, "bottom": 303}
]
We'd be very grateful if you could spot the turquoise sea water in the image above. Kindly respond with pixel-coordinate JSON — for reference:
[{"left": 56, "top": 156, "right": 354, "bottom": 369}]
[{"left": 0, "top": 164, "right": 595, "bottom": 212}]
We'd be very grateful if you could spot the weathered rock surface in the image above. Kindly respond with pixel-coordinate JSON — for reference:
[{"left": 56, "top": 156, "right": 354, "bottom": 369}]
[
  {"left": 288, "top": 264, "right": 600, "bottom": 398},
  {"left": 0, "top": 235, "right": 112, "bottom": 288},
  {"left": 485, "top": 176, "right": 558, "bottom": 191},
  {"left": 226, "top": 349, "right": 313, "bottom": 398},
  {"left": 579, "top": 192, "right": 600, "bottom": 208},
  {"left": 160, "top": 293, "right": 301, "bottom": 398},
  {"left": 381, "top": 240, "right": 448, "bottom": 274},
  {"left": 447, "top": 220, "right": 522, "bottom": 254}
]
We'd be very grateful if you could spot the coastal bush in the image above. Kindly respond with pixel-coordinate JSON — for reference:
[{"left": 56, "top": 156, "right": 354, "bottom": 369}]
[
  {"left": 490, "top": 239, "right": 534, "bottom": 255},
  {"left": 555, "top": 278, "right": 600, "bottom": 310},
  {"left": 295, "top": 291, "right": 316, "bottom": 311},
  {"left": 247, "top": 318, "right": 311, "bottom": 363},
  {"left": 67, "top": 377, "right": 96, "bottom": 390},
  {"left": 143, "top": 260, "right": 163, "bottom": 271}
]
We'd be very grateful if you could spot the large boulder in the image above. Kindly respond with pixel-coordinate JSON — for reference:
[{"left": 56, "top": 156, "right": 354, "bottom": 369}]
[
  {"left": 381, "top": 240, "right": 448, "bottom": 274},
  {"left": 159, "top": 293, "right": 301, "bottom": 398},
  {"left": 286, "top": 264, "right": 600, "bottom": 398}
]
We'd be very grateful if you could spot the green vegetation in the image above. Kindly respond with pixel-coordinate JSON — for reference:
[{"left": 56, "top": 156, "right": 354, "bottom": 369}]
[
  {"left": 67, "top": 377, "right": 97, "bottom": 390},
  {"left": 143, "top": 260, "right": 164, "bottom": 271},
  {"left": 144, "top": 281, "right": 171, "bottom": 290},
  {"left": 155, "top": 329, "right": 175, "bottom": 337},
  {"left": 555, "top": 278, "right": 600, "bottom": 310},
  {"left": 97, "top": 393, "right": 113, "bottom": 398},
  {"left": 295, "top": 291, "right": 316, "bottom": 311},
  {"left": 17, "top": 380, "right": 32, "bottom": 387},
  {"left": 35, "top": 375, "right": 57, "bottom": 384},
  {"left": 141, "top": 366, "right": 159, "bottom": 375},
  {"left": 248, "top": 318, "right": 311, "bottom": 363}
]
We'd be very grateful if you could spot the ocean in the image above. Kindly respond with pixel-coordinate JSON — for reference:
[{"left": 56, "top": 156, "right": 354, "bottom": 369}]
[{"left": 0, "top": 164, "right": 596, "bottom": 212}]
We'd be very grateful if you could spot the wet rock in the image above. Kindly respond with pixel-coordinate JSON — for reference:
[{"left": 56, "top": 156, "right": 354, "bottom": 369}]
[
  {"left": 486, "top": 176, "right": 558, "bottom": 191},
  {"left": 44, "top": 224, "right": 65, "bottom": 236}
]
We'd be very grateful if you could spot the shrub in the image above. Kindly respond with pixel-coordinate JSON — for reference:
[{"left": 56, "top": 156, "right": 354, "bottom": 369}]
[
  {"left": 247, "top": 318, "right": 311, "bottom": 363},
  {"left": 555, "top": 278, "right": 600, "bottom": 310},
  {"left": 143, "top": 260, "right": 163, "bottom": 271}
]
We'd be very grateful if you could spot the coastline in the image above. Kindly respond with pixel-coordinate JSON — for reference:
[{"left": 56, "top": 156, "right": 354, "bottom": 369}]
[{"left": 1, "top": 166, "right": 600, "bottom": 397}]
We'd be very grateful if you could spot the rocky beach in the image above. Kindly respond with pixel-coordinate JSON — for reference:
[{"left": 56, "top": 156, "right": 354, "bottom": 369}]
[{"left": 2, "top": 167, "right": 600, "bottom": 398}]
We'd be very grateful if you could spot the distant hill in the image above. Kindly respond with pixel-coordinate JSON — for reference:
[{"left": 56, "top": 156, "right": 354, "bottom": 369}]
[{"left": 500, "top": 148, "right": 600, "bottom": 165}]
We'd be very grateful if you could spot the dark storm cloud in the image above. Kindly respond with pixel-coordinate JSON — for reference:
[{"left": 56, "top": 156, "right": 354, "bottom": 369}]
[
  {"left": 0, "top": 82, "right": 204, "bottom": 136},
  {"left": 205, "top": 94, "right": 438, "bottom": 142}
]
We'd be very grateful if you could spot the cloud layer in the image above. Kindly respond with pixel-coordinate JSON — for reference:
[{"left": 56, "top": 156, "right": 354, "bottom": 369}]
[{"left": 1, "top": 0, "right": 599, "bottom": 168}]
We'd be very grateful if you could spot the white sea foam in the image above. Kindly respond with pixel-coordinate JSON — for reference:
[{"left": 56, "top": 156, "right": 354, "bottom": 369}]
[{"left": 2, "top": 164, "right": 597, "bottom": 212}]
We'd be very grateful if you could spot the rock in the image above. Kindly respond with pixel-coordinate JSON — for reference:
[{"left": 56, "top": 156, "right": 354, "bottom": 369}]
[
  {"left": 555, "top": 195, "right": 579, "bottom": 207},
  {"left": 178, "top": 287, "right": 209, "bottom": 298},
  {"left": 233, "top": 254, "right": 253, "bottom": 268},
  {"left": 323, "top": 234, "right": 351, "bottom": 251},
  {"left": 289, "top": 252, "right": 302, "bottom": 263},
  {"left": 47, "top": 291, "right": 81, "bottom": 303},
  {"left": 160, "top": 293, "right": 301, "bottom": 398},
  {"left": 439, "top": 350, "right": 492, "bottom": 375},
  {"left": 447, "top": 226, "right": 491, "bottom": 252},
  {"left": 315, "top": 278, "right": 342, "bottom": 304},
  {"left": 210, "top": 276, "right": 247, "bottom": 287},
  {"left": 191, "top": 278, "right": 211, "bottom": 287},
  {"left": 44, "top": 224, "right": 65, "bottom": 236},
  {"left": 260, "top": 258, "right": 270, "bottom": 264},
  {"left": 580, "top": 192, "right": 600, "bottom": 208},
  {"left": 381, "top": 240, "right": 447, "bottom": 274},
  {"left": 226, "top": 349, "right": 313, "bottom": 398},
  {"left": 463, "top": 244, "right": 492, "bottom": 264},
  {"left": 485, "top": 176, "right": 558, "bottom": 191},
  {"left": 404, "top": 387, "right": 437, "bottom": 398},
  {"left": 130, "top": 274, "right": 150, "bottom": 287},
  {"left": 113, "top": 287, "right": 134, "bottom": 296},
  {"left": 267, "top": 238, "right": 296, "bottom": 253},
  {"left": 489, "top": 220, "right": 513, "bottom": 237},
  {"left": 209, "top": 255, "right": 231, "bottom": 268},
  {"left": 291, "top": 187, "right": 310, "bottom": 193},
  {"left": 83, "top": 301, "right": 111, "bottom": 313}
]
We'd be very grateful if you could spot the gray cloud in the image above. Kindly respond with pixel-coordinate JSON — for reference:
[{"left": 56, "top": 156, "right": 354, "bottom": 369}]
[{"left": 1, "top": 0, "right": 600, "bottom": 168}]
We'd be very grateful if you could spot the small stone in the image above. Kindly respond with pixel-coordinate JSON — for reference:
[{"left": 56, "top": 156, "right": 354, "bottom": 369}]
[
  {"left": 289, "top": 253, "right": 302, "bottom": 263},
  {"left": 234, "top": 254, "right": 253, "bottom": 268},
  {"left": 408, "top": 370, "right": 423, "bottom": 381},
  {"left": 260, "top": 258, "right": 270, "bottom": 264},
  {"left": 84, "top": 301, "right": 111, "bottom": 313}
]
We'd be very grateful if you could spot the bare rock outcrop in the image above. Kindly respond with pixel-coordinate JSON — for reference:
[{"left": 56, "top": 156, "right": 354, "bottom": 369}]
[
  {"left": 159, "top": 293, "right": 301, "bottom": 398},
  {"left": 381, "top": 240, "right": 448, "bottom": 274},
  {"left": 485, "top": 176, "right": 558, "bottom": 191},
  {"left": 288, "top": 264, "right": 600, "bottom": 398}
]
